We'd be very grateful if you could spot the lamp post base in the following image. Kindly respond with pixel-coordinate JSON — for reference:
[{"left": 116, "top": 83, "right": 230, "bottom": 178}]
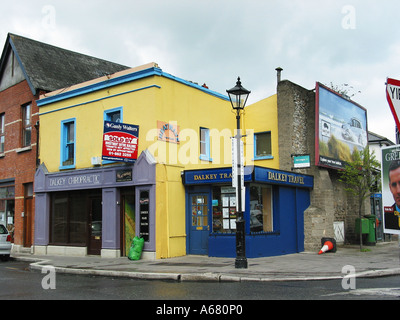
[
  {"left": 235, "top": 257, "right": 248, "bottom": 269},
  {"left": 235, "top": 219, "right": 247, "bottom": 269}
]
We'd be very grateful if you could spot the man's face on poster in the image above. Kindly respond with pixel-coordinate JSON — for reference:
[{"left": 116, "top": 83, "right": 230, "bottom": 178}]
[{"left": 389, "top": 166, "right": 400, "bottom": 207}]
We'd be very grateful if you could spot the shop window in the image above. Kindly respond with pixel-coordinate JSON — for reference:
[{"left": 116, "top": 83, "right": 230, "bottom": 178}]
[
  {"left": 60, "top": 119, "right": 76, "bottom": 169},
  {"left": 212, "top": 186, "right": 237, "bottom": 233},
  {"left": 22, "top": 103, "right": 32, "bottom": 147},
  {"left": 50, "top": 191, "right": 99, "bottom": 245},
  {"left": 200, "top": 127, "right": 212, "bottom": 161},
  {"left": 249, "top": 184, "right": 273, "bottom": 233},
  {"left": 51, "top": 193, "right": 69, "bottom": 244},
  {"left": 0, "top": 113, "right": 4, "bottom": 154},
  {"left": 254, "top": 131, "right": 272, "bottom": 160}
]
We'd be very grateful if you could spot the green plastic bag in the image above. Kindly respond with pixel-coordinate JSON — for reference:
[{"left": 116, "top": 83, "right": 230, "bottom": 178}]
[{"left": 128, "top": 236, "right": 144, "bottom": 261}]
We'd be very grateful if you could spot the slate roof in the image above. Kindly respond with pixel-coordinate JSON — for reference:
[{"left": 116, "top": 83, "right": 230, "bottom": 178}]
[
  {"left": 1, "top": 33, "right": 130, "bottom": 94},
  {"left": 368, "top": 131, "right": 394, "bottom": 146}
]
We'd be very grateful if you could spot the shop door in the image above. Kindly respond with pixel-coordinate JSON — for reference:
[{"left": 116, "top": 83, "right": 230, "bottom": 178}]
[
  {"left": 121, "top": 193, "right": 135, "bottom": 257},
  {"left": 188, "top": 194, "right": 209, "bottom": 255},
  {"left": 88, "top": 197, "right": 102, "bottom": 255}
]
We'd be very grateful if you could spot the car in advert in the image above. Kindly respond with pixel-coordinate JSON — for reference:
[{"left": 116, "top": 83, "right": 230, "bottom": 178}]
[{"left": 0, "top": 223, "right": 12, "bottom": 261}]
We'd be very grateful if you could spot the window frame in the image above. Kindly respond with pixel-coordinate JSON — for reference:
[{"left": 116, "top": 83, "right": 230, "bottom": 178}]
[
  {"left": 0, "top": 113, "right": 5, "bottom": 154},
  {"left": 21, "top": 103, "right": 32, "bottom": 148},
  {"left": 104, "top": 107, "right": 123, "bottom": 123},
  {"left": 254, "top": 131, "right": 273, "bottom": 160},
  {"left": 60, "top": 118, "right": 76, "bottom": 170},
  {"left": 249, "top": 184, "right": 275, "bottom": 234},
  {"left": 199, "top": 127, "right": 212, "bottom": 162},
  {"left": 103, "top": 107, "right": 123, "bottom": 164}
]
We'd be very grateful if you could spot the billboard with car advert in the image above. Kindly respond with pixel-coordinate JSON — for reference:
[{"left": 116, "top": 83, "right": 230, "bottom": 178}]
[
  {"left": 315, "top": 82, "right": 368, "bottom": 169},
  {"left": 102, "top": 121, "right": 139, "bottom": 163}
]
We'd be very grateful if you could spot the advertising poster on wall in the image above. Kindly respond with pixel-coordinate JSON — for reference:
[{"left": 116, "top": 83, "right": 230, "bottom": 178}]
[
  {"left": 316, "top": 82, "right": 368, "bottom": 169},
  {"left": 381, "top": 145, "right": 400, "bottom": 235},
  {"left": 102, "top": 121, "right": 139, "bottom": 163}
]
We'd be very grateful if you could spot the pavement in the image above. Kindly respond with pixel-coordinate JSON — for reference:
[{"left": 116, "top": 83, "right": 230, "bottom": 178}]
[{"left": 12, "top": 241, "right": 400, "bottom": 282}]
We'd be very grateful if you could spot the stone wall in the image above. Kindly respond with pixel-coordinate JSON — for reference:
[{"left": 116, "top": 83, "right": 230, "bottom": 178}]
[{"left": 277, "top": 80, "right": 367, "bottom": 251}]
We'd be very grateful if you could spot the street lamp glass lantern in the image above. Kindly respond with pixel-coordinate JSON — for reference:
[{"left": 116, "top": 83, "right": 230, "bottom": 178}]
[{"left": 227, "top": 77, "right": 251, "bottom": 110}]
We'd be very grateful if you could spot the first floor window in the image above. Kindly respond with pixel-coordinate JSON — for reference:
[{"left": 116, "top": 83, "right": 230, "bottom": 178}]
[
  {"left": 200, "top": 127, "right": 211, "bottom": 161},
  {"left": 0, "top": 113, "right": 4, "bottom": 153},
  {"left": 104, "top": 107, "right": 122, "bottom": 123},
  {"left": 61, "top": 119, "right": 75, "bottom": 168},
  {"left": 249, "top": 184, "right": 273, "bottom": 233},
  {"left": 22, "top": 103, "right": 32, "bottom": 147},
  {"left": 254, "top": 131, "right": 272, "bottom": 159}
]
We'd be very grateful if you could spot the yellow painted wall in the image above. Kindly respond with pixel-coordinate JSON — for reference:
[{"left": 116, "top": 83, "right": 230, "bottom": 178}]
[
  {"left": 243, "top": 94, "right": 279, "bottom": 169},
  {"left": 38, "top": 67, "right": 279, "bottom": 258}
]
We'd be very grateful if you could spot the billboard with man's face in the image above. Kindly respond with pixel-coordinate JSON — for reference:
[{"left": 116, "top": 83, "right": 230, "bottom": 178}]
[
  {"left": 381, "top": 145, "right": 400, "bottom": 235},
  {"left": 316, "top": 82, "right": 368, "bottom": 169}
]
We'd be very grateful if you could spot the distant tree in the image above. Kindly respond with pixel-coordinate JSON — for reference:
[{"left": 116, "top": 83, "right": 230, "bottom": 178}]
[
  {"left": 327, "top": 82, "right": 361, "bottom": 99},
  {"left": 339, "top": 147, "right": 381, "bottom": 250}
]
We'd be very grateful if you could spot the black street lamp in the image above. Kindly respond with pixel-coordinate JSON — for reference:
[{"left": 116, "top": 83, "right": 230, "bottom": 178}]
[{"left": 227, "top": 77, "right": 250, "bottom": 269}]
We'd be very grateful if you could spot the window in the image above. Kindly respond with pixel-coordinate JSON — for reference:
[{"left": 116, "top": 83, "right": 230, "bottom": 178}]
[
  {"left": 104, "top": 107, "right": 122, "bottom": 122},
  {"left": 249, "top": 184, "right": 273, "bottom": 233},
  {"left": 212, "top": 186, "right": 237, "bottom": 233},
  {"left": 0, "top": 113, "right": 4, "bottom": 153},
  {"left": 103, "top": 108, "right": 123, "bottom": 164},
  {"left": 50, "top": 191, "right": 99, "bottom": 245},
  {"left": 254, "top": 132, "right": 272, "bottom": 159},
  {"left": 22, "top": 104, "right": 32, "bottom": 147},
  {"left": 200, "top": 127, "right": 212, "bottom": 161},
  {"left": 60, "top": 119, "right": 75, "bottom": 169}
]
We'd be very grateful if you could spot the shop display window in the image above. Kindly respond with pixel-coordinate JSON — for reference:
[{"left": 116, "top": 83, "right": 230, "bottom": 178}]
[
  {"left": 50, "top": 190, "right": 100, "bottom": 245},
  {"left": 212, "top": 186, "right": 237, "bottom": 233},
  {"left": 249, "top": 184, "right": 273, "bottom": 233}
]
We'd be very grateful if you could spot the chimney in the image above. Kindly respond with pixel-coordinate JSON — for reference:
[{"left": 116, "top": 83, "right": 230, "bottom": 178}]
[{"left": 275, "top": 67, "right": 283, "bottom": 84}]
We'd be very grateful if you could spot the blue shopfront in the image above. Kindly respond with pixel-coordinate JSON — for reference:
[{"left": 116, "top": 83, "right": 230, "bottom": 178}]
[{"left": 182, "top": 166, "right": 314, "bottom": 258}]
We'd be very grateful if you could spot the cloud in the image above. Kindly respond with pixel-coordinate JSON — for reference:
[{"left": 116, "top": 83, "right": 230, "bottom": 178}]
[{"left": 1, "top": 0, "right": 399, "bottom": 142}]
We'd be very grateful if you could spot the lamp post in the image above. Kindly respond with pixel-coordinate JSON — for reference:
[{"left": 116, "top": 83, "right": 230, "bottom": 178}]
[{"left": 227, "top": 77, "right": 250, "bottom": 269}]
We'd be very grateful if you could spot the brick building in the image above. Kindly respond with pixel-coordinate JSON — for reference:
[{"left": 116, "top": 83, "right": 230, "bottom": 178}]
[{"left": 0, "top": 33, "right": 129, "bottom": 252}]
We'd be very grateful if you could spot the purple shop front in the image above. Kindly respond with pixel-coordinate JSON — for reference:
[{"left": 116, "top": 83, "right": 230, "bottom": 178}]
[{"left": 33, "top": 151, "right": 156, "bottom": 258}]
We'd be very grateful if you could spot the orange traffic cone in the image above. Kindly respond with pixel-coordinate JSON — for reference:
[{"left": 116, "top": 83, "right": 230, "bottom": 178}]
[{"left": 318, "top": 240, "right": 334, "bottom": 255}]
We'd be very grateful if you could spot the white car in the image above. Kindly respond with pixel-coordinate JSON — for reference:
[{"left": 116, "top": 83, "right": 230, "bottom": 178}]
[{"left": 0, "top": 223, "right": 12, "bottom": 261}]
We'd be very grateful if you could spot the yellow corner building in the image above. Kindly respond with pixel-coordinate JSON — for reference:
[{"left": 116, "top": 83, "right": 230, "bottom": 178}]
[{"left": 34, "top": 63, "right": 313, "bottom": 259}]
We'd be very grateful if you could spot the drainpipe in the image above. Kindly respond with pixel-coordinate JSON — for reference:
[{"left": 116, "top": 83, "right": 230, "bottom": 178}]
[{"left": 34, "top": 120, "right": 39, "bottom": 168}]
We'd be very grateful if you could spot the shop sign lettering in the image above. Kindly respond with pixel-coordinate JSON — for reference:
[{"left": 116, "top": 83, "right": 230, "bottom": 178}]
[
  {"left": 49, "top": 174, "right": 101, "bottom": 188},
  {"left": 267, "top": 171, "right": 304, "bottom": 185},
  {"left": 194, "top": 173, "right": 232, "bottom": 181}
]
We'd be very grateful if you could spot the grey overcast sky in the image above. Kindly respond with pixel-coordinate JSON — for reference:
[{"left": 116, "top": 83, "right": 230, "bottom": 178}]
[{"left": 1, "top": 0, "right": 399, "bottom": 142}]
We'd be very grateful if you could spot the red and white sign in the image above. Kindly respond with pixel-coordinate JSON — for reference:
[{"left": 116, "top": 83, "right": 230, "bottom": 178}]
[
  {"left": 386, "top": 78, "right": 400, "bottom": 131},
  {"left": 102, "top": 121, "right": 139, "bottom": 163}
]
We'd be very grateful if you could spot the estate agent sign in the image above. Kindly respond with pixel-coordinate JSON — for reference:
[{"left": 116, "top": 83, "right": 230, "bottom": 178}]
[{"left": 102, "top": 121, "right": 139, "bottom": 163}]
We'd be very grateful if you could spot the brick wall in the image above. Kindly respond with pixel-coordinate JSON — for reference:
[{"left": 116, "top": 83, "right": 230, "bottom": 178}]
[{"left": 0, "top": 80, "right": 39, "bottom": 247}]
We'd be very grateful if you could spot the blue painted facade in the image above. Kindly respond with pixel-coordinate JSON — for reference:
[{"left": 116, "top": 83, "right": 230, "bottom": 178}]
[{"left": 183, "top": 166, "right": 313, "bottom": 258}]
